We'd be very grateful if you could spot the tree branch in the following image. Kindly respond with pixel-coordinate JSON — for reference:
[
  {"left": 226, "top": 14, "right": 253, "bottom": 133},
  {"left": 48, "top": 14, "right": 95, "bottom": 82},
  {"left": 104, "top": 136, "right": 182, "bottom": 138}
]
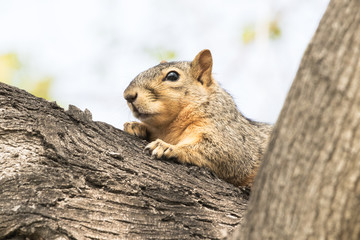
[{"left": 0, "top": 82, "right": 248, "bottom": 240}]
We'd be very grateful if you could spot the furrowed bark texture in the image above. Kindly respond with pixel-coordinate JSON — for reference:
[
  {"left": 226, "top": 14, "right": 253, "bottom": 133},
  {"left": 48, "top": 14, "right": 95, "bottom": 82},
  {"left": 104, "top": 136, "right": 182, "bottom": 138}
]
[
  {"left": 0, "top": 82, "right": 249, "bottom": 240},
  {"left": 233, "top": 0, "right": 360, "bottom": 239}
]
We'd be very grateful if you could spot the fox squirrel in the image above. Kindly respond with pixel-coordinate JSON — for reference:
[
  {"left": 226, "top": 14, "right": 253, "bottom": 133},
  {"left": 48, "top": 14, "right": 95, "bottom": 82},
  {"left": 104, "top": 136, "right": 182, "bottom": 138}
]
[{"left": 123, "top": 49, "right": 272, "bottom": 187}]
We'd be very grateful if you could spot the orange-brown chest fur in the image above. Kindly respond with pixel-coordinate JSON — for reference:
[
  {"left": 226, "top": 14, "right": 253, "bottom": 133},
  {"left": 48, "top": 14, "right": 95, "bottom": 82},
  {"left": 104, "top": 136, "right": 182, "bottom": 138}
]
[{"left": 146, "top": 105, "right": 208, "bottom": 146}]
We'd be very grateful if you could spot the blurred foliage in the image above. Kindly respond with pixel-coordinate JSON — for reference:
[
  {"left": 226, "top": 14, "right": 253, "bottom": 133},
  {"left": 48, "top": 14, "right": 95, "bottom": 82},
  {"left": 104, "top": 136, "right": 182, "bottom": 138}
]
[
  {"left": 145, "top": 47, "right": 177, "bottom": 62},
  {"left": 242, "top": 19, "right": 281, "bottom": 44},
  {"left": 0, "top": 53, "right": 53, "bottom": 100},
  {"left": 30, "top": 77, "right": 53, "bottom": 100},
  {"left": 269, "top": 20, "right": 281, "bottom": 40},
  {"left": 242, "top": 25, "right": 256, "bottom": 44},
  {"left": 0, "top": 53, "right": 21, "bottom": 84}
]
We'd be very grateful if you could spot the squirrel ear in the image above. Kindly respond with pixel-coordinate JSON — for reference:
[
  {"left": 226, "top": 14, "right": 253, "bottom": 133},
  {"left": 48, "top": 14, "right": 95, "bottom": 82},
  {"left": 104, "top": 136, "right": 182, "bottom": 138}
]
[{"left": 191, "top": 49, "right": 213, "bottom": 86}]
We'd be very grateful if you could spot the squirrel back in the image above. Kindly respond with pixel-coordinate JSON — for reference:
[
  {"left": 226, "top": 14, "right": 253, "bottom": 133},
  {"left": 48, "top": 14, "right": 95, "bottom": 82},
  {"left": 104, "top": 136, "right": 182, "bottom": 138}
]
[{"left": 124, "top": 50, "right": 272, "bottom": 187}]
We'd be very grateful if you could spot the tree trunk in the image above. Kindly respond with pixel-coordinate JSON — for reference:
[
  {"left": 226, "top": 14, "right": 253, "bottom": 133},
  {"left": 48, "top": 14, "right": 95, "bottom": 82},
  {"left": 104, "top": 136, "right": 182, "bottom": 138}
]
[
  {"left": 0, "top": 82, "right": 249, "bottom": 240},
  {"left": 232, "top": 0, "right": 360, "bottom": 239}
]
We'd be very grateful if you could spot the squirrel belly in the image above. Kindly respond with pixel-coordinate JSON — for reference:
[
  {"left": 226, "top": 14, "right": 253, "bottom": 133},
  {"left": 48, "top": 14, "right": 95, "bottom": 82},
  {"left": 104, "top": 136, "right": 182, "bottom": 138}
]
[{"left": 123, "top": 49, "right": 272, "bottom": 187}]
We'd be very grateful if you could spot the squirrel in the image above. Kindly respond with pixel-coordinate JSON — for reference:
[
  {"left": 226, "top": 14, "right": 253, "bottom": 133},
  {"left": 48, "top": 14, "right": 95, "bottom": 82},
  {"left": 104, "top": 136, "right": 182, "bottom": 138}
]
[{"left": 123, "top": 49, "right": 272, "bottom": 187}]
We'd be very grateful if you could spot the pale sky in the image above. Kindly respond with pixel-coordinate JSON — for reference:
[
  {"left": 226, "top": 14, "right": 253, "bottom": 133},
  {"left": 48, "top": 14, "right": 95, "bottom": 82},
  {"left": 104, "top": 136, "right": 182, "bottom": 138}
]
[{"left": 0, "top": 0, "right": 329, "bottom": 128}]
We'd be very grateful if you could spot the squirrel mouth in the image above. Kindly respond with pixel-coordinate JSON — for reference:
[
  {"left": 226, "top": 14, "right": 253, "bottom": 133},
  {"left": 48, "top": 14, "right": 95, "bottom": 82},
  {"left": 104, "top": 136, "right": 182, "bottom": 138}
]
[
  {"left": 137, "top": 112, "right": 153, "bottom": 119},
  {"left": 132, "top": 106, "right": 154, "bottom": 119}
]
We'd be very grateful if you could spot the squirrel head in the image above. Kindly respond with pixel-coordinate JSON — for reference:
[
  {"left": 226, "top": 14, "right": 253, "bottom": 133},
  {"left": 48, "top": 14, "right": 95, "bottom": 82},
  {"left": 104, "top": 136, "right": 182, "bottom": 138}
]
[{"left": 124, "top": 49, "right": 216, "bottom": 128}]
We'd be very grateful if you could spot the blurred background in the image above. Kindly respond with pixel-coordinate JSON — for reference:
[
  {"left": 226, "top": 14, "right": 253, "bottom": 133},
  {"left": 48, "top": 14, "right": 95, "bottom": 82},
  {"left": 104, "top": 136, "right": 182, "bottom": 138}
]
[{"left": 0, "top": 0, "right": 329, "bottom": 128}]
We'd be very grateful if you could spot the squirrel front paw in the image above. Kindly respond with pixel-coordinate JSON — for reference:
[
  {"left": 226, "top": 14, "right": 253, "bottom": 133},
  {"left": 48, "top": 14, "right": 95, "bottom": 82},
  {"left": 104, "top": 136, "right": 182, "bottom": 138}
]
[
  {"left": 144, "top": 139, "right": 177, "bottom": 160},
  {"left": 124, "top": 121, "right": 148, "bottom": 139}
]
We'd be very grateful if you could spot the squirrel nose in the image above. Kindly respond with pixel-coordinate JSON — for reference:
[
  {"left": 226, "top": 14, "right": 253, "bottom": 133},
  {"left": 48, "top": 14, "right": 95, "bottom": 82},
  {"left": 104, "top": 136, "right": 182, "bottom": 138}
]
[{"left": 125, "top": 92, "right": 138, "bottom": 103}]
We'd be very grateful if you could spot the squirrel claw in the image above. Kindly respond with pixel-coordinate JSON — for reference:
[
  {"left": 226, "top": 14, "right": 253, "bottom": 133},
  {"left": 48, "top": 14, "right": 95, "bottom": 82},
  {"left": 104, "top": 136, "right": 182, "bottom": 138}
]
[
  {"left": 124, "top": 121, "right": 148, "bottom": 139},
  {"left": 145, "top": 139, "right": 176, "bottom": 160},
  {"left": 143, "top": 146, "right": 151, "bottom": 155}
]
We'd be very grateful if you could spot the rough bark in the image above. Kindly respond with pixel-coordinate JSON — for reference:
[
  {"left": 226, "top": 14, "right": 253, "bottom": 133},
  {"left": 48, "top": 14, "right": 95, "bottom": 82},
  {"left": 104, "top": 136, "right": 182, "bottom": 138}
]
[
  {"left": 0, "top": 82, "right": 249, "bottom": 240},
  {"left": 232, "top": 0, "right": 360, "bottom": 239}
]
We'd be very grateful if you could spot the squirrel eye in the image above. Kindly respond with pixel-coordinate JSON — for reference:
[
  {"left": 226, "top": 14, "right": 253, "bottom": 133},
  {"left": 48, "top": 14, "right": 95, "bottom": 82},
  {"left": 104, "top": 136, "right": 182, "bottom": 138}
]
[{"left": 164, "top": 71, "right": 179, "bottom": 81}]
